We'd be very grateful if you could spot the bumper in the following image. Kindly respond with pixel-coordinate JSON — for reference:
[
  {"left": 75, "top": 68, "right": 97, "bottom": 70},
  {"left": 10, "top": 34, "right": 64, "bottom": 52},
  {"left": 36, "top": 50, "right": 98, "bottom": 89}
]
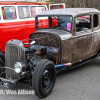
[
  {"left": 0, "top": 75, "right": 28, "bottom": 85},
  {"left": 0, "top": 77, "right": 16, "bottom": 84},
  {"left": 0, "top": 76, "right": 18, "bottom": 88}
]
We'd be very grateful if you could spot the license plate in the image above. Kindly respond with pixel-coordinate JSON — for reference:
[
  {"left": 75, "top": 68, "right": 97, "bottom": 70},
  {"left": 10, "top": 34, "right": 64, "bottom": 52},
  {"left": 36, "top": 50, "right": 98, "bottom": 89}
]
[{"left": 1, "top": 79, "right": 9, "bottom": 88}]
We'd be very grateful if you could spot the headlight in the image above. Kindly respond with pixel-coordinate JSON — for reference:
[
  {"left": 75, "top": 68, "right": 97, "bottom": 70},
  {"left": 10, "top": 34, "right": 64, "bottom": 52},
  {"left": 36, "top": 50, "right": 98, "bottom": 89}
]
[
  {"left": 14, "top": 62, "right": 27, "bottom": 74},
  {"left": 14, "top": 62, "right": 22, "bottom": 73}
]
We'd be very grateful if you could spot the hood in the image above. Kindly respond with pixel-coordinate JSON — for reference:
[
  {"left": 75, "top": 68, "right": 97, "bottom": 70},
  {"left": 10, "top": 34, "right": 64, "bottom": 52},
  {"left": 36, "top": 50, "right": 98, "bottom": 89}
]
[{"left": 30, "top": 29, "right": 72, "bottom": 40}]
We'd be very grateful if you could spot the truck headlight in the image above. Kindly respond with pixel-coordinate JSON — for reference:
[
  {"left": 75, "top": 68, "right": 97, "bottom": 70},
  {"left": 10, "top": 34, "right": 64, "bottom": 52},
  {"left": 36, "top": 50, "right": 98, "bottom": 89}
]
[{"left": 14, "top": 62, "right": 27, "bottom": 74}]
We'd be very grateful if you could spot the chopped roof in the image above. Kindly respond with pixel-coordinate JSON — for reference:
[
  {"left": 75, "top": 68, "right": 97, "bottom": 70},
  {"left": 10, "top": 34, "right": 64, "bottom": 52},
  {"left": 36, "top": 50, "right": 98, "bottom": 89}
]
[{"left": 37, "top": 8, "right": 99, "bottom": 17}]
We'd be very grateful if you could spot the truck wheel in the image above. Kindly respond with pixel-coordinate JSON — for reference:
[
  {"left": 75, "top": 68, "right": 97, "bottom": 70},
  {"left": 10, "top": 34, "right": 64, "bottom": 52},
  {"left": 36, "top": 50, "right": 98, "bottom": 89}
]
[
  {"left": 0, "top": 52, "right": 5, "bottom": 73},
  {"left": 32, "top": 59, "right": 56, "bottom": 98}
]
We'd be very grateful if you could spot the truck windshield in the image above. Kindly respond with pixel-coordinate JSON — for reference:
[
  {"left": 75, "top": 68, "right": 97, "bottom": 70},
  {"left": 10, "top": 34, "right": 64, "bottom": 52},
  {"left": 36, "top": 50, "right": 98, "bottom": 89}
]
[{"left": 36, "top": 15, "right": 72, "bottom": 32}]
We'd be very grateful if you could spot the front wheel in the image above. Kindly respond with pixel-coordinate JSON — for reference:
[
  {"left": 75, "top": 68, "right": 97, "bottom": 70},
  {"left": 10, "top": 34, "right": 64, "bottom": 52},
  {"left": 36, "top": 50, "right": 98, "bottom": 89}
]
[{"left": 32, "top": 59, "right": 56, "bottom": 98}]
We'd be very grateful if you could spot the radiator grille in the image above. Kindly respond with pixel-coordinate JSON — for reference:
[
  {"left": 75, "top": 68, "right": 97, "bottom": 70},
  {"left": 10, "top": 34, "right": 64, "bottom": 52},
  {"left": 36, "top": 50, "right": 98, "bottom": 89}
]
[{"left": 5, "top": 40, "right": 25, "bottom": 79}]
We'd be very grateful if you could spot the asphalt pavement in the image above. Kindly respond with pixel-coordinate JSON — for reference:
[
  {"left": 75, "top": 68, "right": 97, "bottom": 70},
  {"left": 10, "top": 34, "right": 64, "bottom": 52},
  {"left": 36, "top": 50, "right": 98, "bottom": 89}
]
[{"left": 0, "top": 57, "right": 100, "bottom": 100}]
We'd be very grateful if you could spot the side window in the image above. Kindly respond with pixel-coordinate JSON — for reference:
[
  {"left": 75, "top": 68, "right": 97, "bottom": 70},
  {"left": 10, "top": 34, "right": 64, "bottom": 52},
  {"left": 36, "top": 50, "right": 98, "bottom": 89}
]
[
  {"left": 75, "top": 15, "right": 91, "bottom": 32},
  {"left": 93, "top": 14, "right": 98, "bottom": 28},
  {"left": 2, "top": 6, "right": 16, "bottom": 19},
  {"left": 18, "top": 6, "right": 31, "bottom": 19},
  {"left": 31, "top": 6, "right": 46, "bottom": 18}
]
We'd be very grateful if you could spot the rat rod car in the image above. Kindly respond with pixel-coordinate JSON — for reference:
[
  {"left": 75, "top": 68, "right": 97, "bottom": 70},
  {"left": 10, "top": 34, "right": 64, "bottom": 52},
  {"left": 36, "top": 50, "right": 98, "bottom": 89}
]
[{"left": 0, "top": 8, "right": 100, "bottom": 98}]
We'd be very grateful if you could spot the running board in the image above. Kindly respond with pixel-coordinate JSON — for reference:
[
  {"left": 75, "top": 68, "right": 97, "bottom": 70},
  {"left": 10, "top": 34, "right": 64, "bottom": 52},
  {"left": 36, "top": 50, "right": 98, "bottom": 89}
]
[{"left": 56, "top": 54, "right": 98, "bottom": 74}]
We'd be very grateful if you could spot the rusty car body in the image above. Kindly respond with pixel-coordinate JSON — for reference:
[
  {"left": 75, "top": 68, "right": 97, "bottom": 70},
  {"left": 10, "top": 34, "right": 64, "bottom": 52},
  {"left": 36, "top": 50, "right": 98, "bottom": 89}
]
[{"left": 0, "top": 8, "right": 100, "bottom": 98}]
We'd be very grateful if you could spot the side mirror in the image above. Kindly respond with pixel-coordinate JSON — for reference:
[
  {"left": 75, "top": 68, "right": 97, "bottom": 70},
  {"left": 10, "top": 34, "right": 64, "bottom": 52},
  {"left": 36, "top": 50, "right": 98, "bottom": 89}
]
[{"left": 30, "top": 41, "right": 35, "bottom": 45}]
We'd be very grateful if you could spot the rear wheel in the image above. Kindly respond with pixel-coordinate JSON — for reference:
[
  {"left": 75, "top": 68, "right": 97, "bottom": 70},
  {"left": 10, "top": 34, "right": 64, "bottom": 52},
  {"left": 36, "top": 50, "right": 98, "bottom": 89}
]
[{"left": 32, "top": 59, "right": 56, "bottom": 98}]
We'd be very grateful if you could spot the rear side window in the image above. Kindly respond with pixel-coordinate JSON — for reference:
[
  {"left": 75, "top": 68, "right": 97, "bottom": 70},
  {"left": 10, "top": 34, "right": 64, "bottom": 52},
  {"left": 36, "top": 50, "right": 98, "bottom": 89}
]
[
  {"left": 75, "top": 15, "right": 91, "bottom": 32},
  {"left": 31, "top": 6, "right": 46, "bottom": 17},
  {"left": 93, "top": 14, "right": 98, "bottom": 28},
  {"left": 18, "top": 6, "right": 31, "bottom": 19},
  {"left": 2, "top": 6, "right": 16, "bottom": 19}
]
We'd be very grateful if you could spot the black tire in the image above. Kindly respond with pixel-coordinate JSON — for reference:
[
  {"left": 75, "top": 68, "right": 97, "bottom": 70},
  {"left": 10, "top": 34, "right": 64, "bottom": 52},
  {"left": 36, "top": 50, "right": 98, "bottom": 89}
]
[
  {"left": 0, "top": 52, "right": 5, "bottom": 73},
  {"left": 32, "top": 59, "right": 56, "bottom": 98}
]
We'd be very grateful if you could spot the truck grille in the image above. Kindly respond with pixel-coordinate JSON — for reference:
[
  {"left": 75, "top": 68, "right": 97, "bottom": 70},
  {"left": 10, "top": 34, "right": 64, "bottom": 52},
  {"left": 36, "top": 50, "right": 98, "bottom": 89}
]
[{"left": 5, "top": 40, "right": 25, "bottom": 79}]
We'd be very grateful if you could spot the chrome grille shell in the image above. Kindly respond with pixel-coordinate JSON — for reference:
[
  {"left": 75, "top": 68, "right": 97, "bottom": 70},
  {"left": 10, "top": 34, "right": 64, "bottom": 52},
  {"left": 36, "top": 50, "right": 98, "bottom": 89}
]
[{"left": 5, "top": 40, "right": 25, "bottom": 79}]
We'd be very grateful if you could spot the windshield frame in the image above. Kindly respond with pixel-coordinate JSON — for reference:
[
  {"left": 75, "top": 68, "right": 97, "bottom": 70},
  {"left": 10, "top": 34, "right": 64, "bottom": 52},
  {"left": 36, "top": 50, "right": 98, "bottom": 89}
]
[{"left": 35, "top": 15, "right": 73, "bottom": 32}]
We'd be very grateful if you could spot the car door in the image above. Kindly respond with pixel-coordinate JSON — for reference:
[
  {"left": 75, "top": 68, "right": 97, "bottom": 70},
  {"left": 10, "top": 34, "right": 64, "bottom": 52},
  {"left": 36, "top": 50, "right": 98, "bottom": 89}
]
[
  {"left": 72, "top": 14, "right": 92, "bottom": 63},
  {"left": 91, "top": 13, "right": 100, "bottom": 56}
]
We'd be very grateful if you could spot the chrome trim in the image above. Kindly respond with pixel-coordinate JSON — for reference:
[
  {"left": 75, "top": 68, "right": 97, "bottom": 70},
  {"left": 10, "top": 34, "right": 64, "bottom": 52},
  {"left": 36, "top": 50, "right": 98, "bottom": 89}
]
[
  {"left": 0, "top": 67, "right": 14, "bottom": 70},
  {"left": 6, "top": 73, "right": 12, "bottom": 80},
  {"left": 0, "top": 77, "right": 15, "bottom": 83},
  {"left": 5, "top": 40, "right": 25, "bottom": 79}
]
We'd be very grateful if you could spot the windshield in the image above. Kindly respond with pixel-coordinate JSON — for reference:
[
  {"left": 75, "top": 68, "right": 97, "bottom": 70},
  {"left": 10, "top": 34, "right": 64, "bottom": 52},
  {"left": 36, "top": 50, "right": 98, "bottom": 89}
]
[{"left": 36, "top": 15, "right": 73, "bottom": 32}]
